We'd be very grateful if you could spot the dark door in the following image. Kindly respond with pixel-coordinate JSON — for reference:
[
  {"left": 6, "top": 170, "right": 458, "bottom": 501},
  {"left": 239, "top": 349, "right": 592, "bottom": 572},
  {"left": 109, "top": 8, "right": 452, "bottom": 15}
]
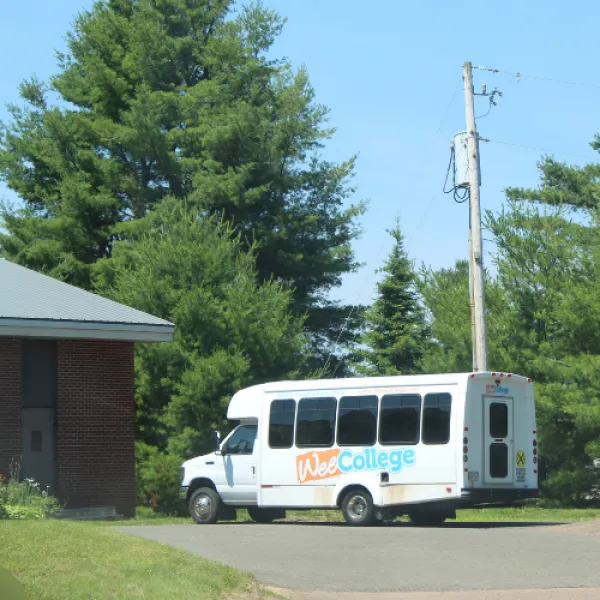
[
  {"left": 20, "top": 340, "right": 57, "bottom": 492},
  {"left": 483, "top": 396, "right": 514, "bottom": 484},
  {"left": 21, "top": 408, "right": 56, "bottom": 493}
]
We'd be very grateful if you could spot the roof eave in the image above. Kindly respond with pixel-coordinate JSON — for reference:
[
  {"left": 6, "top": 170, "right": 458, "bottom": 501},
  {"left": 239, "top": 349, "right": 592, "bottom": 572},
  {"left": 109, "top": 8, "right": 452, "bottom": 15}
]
[{"left": 0, "top": 318, "right": 174, "bottom": 343}]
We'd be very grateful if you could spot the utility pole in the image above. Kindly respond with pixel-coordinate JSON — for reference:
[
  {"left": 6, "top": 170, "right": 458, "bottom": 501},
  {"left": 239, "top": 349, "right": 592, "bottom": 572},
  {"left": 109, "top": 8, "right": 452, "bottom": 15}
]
[{"left": 463, "top": 61, "right": 488, "bottom": 372}]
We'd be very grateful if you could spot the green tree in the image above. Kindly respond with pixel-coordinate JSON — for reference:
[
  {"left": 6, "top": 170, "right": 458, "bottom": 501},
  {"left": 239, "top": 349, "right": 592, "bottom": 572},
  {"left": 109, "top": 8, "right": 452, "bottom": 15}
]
[
  {"left": 417, "top": 260, "right": 473, "bottom": 373},
  {"left": 486, "top": 199, "right": 593, "bottom": 370},
  {"left": 99, "top": 199, "right": 306, "bottom": 456},
  {"left": 417, "top": 259, "right": 510, "bottom": 374},
  {"left": 486, "top": 197, "right": 600, "bottom": 505},
  {"left": 356, "top": 223, "right": 430, "bottom": 375},
  {"left": 495, "top": 144, "right": 600, "bottom": 504},
  {"left": 505, "top": 152, "right": 600, "bottom": 211},
  {"left": 0, "top": 0, "right": 365, "bottom": 369}
]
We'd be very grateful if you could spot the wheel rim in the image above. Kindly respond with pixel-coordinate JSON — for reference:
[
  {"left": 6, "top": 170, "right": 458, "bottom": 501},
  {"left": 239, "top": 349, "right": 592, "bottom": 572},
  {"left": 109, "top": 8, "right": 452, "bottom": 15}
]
[
  {"left": 347, "top": 494, "right": 368, "bottom": 519},
  {"left": 193, "top": 494, "right": 213, "bottom": 522}
]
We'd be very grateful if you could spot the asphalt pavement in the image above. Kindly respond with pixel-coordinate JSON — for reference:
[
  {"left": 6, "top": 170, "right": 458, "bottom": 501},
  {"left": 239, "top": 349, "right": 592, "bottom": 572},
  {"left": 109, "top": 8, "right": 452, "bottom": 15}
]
[{"left": 115, "top": 520, "right": 600, "bottom": 596}]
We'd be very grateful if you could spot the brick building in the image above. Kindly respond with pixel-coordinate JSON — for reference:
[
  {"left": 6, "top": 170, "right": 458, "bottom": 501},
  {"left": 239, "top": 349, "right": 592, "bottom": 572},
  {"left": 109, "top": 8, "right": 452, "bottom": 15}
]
[{"left": 0, "top": 259, "right": 174, "bottom": 517}]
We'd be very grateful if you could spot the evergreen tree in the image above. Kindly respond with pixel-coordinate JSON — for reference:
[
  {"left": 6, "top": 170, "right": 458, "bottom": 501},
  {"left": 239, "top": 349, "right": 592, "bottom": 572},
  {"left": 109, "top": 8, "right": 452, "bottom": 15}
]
[
  {"left": 418, "top": 193, "right": 600, "bottom": 505},
  {"left": 0, "top": 0, "right": 365, "bottom": 369},
  {"left": 357, "top": 223, "right": 429, "bottom": 375},
  {"left": 417, "top": 260, "right": 473, "bottom": 373},
  {"left": 100, "top": 198, "right": 306, "bottom": 456},
  {"left": 416, "top": 259, "right": 510, "bottom": 374},
  {"left": 486, "top": 197, "right": 600, "bottom": 505}
]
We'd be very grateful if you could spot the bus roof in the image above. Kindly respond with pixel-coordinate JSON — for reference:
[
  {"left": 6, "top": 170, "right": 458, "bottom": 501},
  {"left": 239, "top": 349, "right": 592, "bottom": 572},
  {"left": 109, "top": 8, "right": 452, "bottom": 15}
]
[{"left": 227, "top": 371, "right": 531, "bottom": 420}]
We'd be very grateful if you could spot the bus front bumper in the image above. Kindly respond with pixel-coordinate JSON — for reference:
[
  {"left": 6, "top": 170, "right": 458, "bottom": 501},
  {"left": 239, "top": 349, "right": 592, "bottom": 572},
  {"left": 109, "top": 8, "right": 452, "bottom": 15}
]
[{"left": 461, "top": 487, "right": 539, "bottom": 504}]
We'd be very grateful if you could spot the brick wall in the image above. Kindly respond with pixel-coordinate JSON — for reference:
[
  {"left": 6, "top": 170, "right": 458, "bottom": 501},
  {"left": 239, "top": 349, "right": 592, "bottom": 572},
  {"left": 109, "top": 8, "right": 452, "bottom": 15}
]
[
  {"left": 56, "top": 340, "right": 136, "bottom": 517},
  {"left": 0, "top": 338, "right": 22, "bottom": 477}
]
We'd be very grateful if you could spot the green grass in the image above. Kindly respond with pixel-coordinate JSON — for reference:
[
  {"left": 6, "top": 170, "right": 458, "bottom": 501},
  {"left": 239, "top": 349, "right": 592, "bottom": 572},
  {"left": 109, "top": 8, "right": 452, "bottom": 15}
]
[
  {"left": 454, "top": 506, "right": 600, "bottom": 522},
  {"left": 0, "top": 520, "right": 255, "bottom": 600},
  {"left": 113, "top": 504, "right": 600, "bottom": 526},
  {"left": 285, "top": 506, "right": 600, "bottom": 523}
]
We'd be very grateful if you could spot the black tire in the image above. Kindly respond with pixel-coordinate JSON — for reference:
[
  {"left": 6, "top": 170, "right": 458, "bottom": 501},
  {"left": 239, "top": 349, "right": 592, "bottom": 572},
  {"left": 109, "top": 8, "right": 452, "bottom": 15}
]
[
  {"left": 409, "top": 511, "right": 447, "bottom": 527},
  {"left": 341, "top": 489, "right": 375, "bottom": 527},
  {"left": 188, "top": 487, "right": 220, "bottom": 524},
  {"left": 247, "top": 507, "right": 275, "bottom": 523}
]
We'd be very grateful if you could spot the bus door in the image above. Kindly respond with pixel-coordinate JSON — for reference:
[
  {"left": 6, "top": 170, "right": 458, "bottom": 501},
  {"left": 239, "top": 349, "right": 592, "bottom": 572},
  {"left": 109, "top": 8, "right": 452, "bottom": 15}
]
[{"left": 483, "top": 396, "right": 514, "bottom": 484}]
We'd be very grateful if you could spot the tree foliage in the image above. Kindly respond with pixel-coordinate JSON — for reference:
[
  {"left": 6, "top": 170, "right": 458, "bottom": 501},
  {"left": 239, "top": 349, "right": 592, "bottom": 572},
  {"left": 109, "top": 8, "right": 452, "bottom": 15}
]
[
  {"left": 100, "top": 199, "right": 306, "bottom": 456},
  {"left": 357, "top": 222, "right": 430, "bottom": 375},
  {"left": 0, "top": 0, "right": 365, "bottom": 368},
  {"left": 419, "top": 191, "right": 600, "bottom": 504}
]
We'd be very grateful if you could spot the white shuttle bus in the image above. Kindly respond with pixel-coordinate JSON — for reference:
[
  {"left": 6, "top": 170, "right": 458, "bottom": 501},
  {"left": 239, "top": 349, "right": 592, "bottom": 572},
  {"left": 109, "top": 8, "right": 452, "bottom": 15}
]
[{"left": 180, "top": 372, "right": 538, "bottom": 526}]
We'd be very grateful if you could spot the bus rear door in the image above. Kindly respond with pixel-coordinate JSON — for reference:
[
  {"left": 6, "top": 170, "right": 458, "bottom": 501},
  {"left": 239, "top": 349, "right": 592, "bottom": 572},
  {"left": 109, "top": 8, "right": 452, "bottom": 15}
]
[{"left": 483, "top": 396, "right": 514, "bottom": 485}]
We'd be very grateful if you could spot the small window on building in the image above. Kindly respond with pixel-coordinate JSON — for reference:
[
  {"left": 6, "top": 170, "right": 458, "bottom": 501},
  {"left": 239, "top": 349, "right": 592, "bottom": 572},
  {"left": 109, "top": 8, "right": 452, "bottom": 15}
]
[
  {"left": 31, "top": 431, "right": 42, "bottom": 452},
  {"left": 296, "top": 397, "right": 337, "bottom": 448},
  {"left": 269, "top": 399, "right": 296, "bottom": 448},
  {"left": 422, "top": 393, "right": 452, "bottom": 445},
  {"left": 337, "top": 395, "right": 378, "bottom": 446},
  {"left": 379, "top": 395, "right": 421, "bottom": 445}
]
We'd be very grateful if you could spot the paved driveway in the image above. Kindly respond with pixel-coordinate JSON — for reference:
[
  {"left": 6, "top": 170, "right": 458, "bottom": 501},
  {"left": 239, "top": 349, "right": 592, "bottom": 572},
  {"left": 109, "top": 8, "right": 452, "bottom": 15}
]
[{"left": 115, "top": 520, "right": 600, "bottom": 595}]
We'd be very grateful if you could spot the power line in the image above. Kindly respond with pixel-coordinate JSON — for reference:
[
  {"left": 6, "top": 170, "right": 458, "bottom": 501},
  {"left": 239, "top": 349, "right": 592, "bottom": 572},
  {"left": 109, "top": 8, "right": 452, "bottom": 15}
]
[
  {"left": 496, "top": 69, "right": 600, "bottom": 90},
  {"left": 488, "top": 138, "right": 597, "bottom": 162},
  {"left": 320, "top": 81, "right": 463, "bottom": 378}
]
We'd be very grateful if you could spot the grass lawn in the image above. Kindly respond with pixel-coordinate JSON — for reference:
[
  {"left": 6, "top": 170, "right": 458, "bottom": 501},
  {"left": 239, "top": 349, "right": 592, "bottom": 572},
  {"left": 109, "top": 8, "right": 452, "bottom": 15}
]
[
  {"left": 114, "top": 504, "right": 600, "bottom": 526},
  {"left": 0, "top": 520, "right": 256, "bottom": 600}
]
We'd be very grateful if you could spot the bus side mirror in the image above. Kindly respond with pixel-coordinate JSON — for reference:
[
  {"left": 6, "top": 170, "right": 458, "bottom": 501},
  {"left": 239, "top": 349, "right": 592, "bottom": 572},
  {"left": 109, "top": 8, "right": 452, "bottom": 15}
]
[{"left": 213, "top": 430, "right": 222, "bottom": 453}]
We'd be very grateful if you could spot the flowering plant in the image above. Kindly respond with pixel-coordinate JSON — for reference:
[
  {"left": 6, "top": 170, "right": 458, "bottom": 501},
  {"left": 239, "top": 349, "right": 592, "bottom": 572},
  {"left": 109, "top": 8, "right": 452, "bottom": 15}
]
[{"left": 0, "top": 461, "right": 60, "bottom": 519}]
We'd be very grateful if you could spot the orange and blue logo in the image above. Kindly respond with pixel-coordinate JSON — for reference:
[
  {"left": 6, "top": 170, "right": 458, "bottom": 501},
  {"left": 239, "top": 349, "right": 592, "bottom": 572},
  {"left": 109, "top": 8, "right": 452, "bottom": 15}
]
[
  {"left": 486, "top": 384, "right": 509, "bottom": 395},
  {"left": 296, "top": 447, "right": 416, "bottom": 484}
]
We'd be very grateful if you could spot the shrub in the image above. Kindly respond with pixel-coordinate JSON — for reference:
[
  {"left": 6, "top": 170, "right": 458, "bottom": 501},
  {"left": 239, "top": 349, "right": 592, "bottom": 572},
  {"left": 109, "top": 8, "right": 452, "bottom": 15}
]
[
  {"left": 0, "top": 466, "right": 60, "bottom": 520},
  {"left": 136, "top": 443, "right": 184, "bottom": 516}
]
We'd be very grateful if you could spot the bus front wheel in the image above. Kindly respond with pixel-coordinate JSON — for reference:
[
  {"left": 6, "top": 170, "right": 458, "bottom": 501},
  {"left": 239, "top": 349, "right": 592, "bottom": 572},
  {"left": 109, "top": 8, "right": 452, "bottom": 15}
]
[
  {"left": 189, "top": 487, "right": 220, "bottom": 524},
  {"left": 341, "top": 489, "right": 375, "bottom": 526}
]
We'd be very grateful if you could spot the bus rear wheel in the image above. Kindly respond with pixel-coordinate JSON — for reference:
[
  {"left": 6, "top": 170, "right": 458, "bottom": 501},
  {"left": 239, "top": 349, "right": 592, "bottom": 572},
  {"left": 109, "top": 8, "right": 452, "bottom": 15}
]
[{"left": 341, "top": 489, "right": 375, "bottom": 526}]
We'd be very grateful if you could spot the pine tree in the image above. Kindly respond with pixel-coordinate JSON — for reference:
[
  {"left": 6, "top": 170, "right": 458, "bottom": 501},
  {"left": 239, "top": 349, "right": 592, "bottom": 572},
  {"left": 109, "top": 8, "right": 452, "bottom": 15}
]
[
  {"left": 0, "top": 0, "right": 365, "bottom": 369},
  {"left": 101, "top": 199, "right": 306, "bottom": 456},
  {"left": 358, "top": 222, "right": 430, "bottom": 375},
  {"left": 486, "top": 196, "right": 600, "bottom": 505}
]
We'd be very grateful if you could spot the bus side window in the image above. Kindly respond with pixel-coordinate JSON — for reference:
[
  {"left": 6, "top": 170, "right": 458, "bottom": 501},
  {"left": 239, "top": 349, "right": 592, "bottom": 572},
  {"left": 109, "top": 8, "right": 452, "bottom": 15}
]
[
  {"left": 269, "top": 399, "right": 296, "bottom": 449},
  {"left": 422, "top": 393, "right": 452, "bottom": 445},
  {"left": 296, "top": 397, "right": 337, "bottom": 448},
  {"left": 337, "top": 395, "right": 378, "bottom": 446},
  {"left": 379, "top": 394, "right": 421, "bottom": 445}
]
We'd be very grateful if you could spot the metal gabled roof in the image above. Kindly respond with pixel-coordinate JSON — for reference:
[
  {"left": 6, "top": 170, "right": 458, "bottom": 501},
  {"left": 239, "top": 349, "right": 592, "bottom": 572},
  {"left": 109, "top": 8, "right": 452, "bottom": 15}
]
[{"left": 0, "top": 258, "right": 174, "bottom": 342}]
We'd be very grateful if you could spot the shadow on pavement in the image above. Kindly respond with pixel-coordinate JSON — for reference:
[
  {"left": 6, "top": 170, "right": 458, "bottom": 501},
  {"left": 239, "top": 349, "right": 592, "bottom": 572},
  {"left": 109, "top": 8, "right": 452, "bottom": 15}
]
[{"left": 218, "top": 520, "right": 566, "bottom": 529}]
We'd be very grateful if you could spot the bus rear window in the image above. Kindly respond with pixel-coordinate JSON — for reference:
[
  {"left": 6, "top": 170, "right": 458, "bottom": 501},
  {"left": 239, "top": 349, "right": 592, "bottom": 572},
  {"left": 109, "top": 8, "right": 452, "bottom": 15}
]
[
  {"left": 269, "top": 399, "right": 296, "bottom": 449},
  {"left": 379, "top": 394, "right": 421, "bottom": 445},
  {"left": 422, "top": 393, "right": 452, "bottom": 445},
  {"left": 296, "top": 397, "right": 337, "bottom": 448},
  {"left": 489, "top": 402, "right": 508, "bottom": 438},
  {"left": 490, "top": 443, "right": 508, "bottom": 478}
]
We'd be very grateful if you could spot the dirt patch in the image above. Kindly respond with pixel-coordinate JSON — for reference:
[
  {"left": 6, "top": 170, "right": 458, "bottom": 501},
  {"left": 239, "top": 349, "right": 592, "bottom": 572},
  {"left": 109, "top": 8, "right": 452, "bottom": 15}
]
[
  {"left": 551, "top": 519, "right": 600, "bottom": 536},
  {"left": 228, "top": 583, "right": 287, "bottom": 599}
]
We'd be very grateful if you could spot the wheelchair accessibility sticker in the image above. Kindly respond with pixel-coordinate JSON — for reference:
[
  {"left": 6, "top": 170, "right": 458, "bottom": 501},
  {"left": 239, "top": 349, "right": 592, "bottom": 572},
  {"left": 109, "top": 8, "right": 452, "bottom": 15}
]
[{"left": 516, "top": 450, "right": 526, "bottom": 467}]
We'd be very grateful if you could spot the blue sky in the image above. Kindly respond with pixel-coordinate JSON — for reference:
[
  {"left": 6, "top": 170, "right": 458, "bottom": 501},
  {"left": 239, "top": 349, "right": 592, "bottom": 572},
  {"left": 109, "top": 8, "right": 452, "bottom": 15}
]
[{"left": 1, "top": 0, "right": 599, "bottom": 306}]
